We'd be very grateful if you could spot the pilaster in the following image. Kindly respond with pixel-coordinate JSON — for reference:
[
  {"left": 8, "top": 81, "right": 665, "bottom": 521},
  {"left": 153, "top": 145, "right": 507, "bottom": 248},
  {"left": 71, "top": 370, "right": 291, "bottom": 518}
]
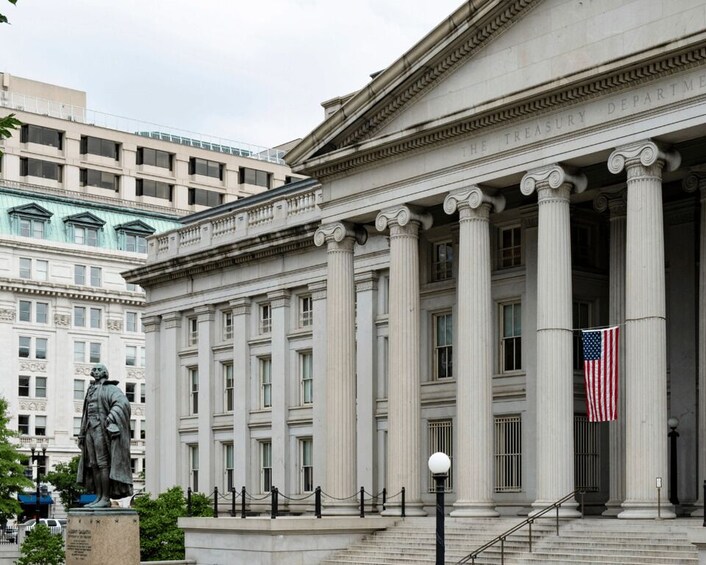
[
  {"left": 308, "top": 280, "right": 327, "bottom": 491},
  {"left": 158, "top": 311, "right": 181, "bottom": 492},
  {"left": 230, "top": 297, "right": 251, "bottom": 493},
  {"left": 194, "top": 305, "right": 215, "bottom": 493},
  {"left": 142, "top": 315, "right": 161, "bottom": 495}
]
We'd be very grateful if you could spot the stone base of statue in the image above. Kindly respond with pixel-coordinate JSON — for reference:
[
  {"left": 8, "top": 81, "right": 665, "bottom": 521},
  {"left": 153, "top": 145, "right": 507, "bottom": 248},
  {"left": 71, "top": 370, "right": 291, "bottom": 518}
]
[{"left": 66, "top": 508, "right": 139, "bottom": 565}]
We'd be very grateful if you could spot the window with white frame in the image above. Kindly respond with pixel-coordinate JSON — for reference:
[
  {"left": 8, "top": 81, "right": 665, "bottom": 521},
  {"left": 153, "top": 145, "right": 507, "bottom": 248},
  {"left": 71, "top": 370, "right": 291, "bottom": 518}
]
[
  {"left": 90, "top": 266, "right": 102, "bottom": 287},
  {"left": 259, "top": 303, "right": 272, "bottom": 334},
  {"left": 125, "top": 311, "right": 139, "bottom": 332},
  {"left": 224, "top": 443, "right": 234, "bottom": 492},
  {"left": 574, "top": 415, "right": 600, "bottom": 492},
  {"left": 73, "top": 379, "right": 85, "bottom": 400},
  {"left": 140, "top": 383, "right": 145, "bottom": 403},
  {"left": 126, "top": 383, "right": 136, "bottom": 403},
  {"left": 299, "top": 296, "right": 313, "bottom": 327},
  {"left": 223, "top": 363, "right": 234, "bottom": 412},
  {"left": 433, "top": 313, "right": 453, "bottom": 379},
  {"left": 35, "top": 377, "right": 47, "bottom": 398},
  {"left": 17, "top": 376, "right": 46, "bottom": 399},
  {"left": 187, "top": 318, "right": 198, "bottom": 346},
  {"left": 498, "top": 225, "right": 522, "bottom": 268},
  {"left": 260, "top": 357, "right": 272, "bottom": 409},
  {"left": 432, "top": 241, "right": 454, "bottom": 281},
  {"left": 300, "top": 438, "right": 313, "bottom": 493},
  {"left": 18, "top": 300, "right": 48, "bottom": 324},
  {"left": 90, "top": 307, "right": 102, "bottom": 329},
  {"left": 73, "top": 417, "right": 81, "bottom": 437},
  {"left": 19, "top": 257, "right": 48, "bottom": 281},
  {"left": 17, "top": 414, "right": 29, "bottom": 435},
  {"left": 427, "top": 420, "right": 453, "bottom": 492},
  {"left": 18, "top": 336, "right": 47, "bottom": 359},
  {"left": 74, "top": 265, "right": 86, "bottom": 285},
  {"left": 35, "top": 415, "right": 47, "bottom": 436},
  {"left": 500, "top": 302, "right": 521, "bottom": 372},
  {"left": 74, "top": 341, "right": 101, "bottom": 363},
  {"left": 125, "top": 345, "right": 145, "bottom": 367},
  {"left": 572, "top": 301, "right": 591, "bottom": 371},
  {"left": 90, "top": 342, "right": 101, "bottom": 363},
  {"left": 260, "top": 441, "right": 272, "bottom": 493},
  {"left": 222, "top": 311, "right": 233, "bottom": 340},
  {"left": 300, "top": 351, "right": 313, "bottom": 405},
  {"left": 494, "top": 415, "right": 522, "bottom": 492},
  {"left": 130, "top": 419, "right": 136, "bottom": 440},
  {"left": 73, "top": 306, "right": 86, "bottom": 327},
  {"left": 18, "top": 376, "right": 30, "bottom": 397},
  {"left": 190, "top": 445, "right": 199, "bottom": 492},
  {"left": 189, "top": 368, "right": 199, "bottom": 415}
]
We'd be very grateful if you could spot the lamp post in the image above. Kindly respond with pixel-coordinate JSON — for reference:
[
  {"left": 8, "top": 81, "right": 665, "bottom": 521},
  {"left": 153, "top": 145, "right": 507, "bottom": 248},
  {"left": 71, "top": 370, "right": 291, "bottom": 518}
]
[
  {"left": 29, "top": 440, "right": 48, "bottom": 522},
  {"left": 668, "top": 417, "right": 679, "bottom": 506},
  {"left": 428, "top": 452, "right": 451, "bottom": 565}
]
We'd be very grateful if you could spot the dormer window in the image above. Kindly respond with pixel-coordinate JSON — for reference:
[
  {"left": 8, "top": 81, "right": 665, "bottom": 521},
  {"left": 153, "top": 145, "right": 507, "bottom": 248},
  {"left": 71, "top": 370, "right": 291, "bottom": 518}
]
[
  {"left": 8, "top": 204, "right": 53, "bottom": 240},
  {"left": 64, "top": 212, "right": 106, "bottom": 247},
  {"left": 115, "top": 220, "right": 156, "bottom": 253}
]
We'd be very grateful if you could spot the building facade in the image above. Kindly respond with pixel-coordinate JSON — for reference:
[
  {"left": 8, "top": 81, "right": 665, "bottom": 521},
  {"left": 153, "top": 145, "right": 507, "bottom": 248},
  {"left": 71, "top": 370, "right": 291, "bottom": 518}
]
[
  {"left": 131, "top": 0, "right": 706, "bottom": 518},
  {"left": 0, "top": 74, "right": 295, "bottom": 509}
]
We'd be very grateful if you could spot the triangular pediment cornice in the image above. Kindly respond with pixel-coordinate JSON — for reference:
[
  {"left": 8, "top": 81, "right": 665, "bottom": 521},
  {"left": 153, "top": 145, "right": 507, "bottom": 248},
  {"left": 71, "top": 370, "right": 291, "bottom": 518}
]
[
  {"left": 8, "top": 203, "right": 53, "bottom": 219},
  {"left": 115, "top": 220, "right": 156, "bottom": 235},
  {"left": 287, "top": 0, "right": 535, "bottom": 167},
  {"left": 63, "top": 211, "right": 106, "bottom": 227}
]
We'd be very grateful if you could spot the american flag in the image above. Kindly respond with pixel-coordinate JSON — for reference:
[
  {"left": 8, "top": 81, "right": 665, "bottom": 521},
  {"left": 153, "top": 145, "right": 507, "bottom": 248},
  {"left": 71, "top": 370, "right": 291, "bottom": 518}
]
[{"left": 581, "top": 326, "right": 619, "bottom": 422}]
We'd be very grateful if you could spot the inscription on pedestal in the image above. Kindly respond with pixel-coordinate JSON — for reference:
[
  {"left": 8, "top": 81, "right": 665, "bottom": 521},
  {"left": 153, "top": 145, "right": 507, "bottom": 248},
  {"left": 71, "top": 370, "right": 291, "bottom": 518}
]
[
  {"left": 66, "top": 528, "right": 92, "bottom": 561},
  {"left": 67, "top": 509, "right": 140, "bottom": 565}
]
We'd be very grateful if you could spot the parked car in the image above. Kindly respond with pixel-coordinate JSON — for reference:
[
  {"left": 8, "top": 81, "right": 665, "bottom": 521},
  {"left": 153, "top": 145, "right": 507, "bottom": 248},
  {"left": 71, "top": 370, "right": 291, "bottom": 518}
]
[{"left": 22, "top": 518, "right": 62, "bottom": 535}]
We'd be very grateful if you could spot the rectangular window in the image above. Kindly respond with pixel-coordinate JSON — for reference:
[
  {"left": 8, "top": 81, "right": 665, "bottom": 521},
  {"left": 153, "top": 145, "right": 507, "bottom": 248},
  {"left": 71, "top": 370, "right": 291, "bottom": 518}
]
[
  {"left": 135, "top": 179, "right": 173, "bottom": 201},
  {"left": 188, "top": 318, "right": 198, "bottom": 346},
  {"left": 574, "top": 415, "right": 600, "bottom": 492},
  {"left": 189, "top": 157, "right": 224, "bottom": 180},
  {"left": 73, "top": 306, "right": 86, "bottom": 327},
  {"left": 74, "top": 265, "right": 86, "bottom": 285},
  {"left": 428, "top": 420, "right": 453, "bottom": 492},
  {"left": 124, "top": 233, "right": 147, "bottom": 253},
  {"left": 188, "top": 187, "right": 223, "bottom": 207},
  {"left": 35, "top": 377, "right": 47, "bottom": 398},
  {"left": 225, "top": 444, "right": 234, "bottom": 492},
  {"left": 20, "top": 157, "right": 62, "bottom": 181},
  {"left": 80, "top": 168, "right": 119, "bottom": 191},
  {"left": 125, "top": 383, "right": 136, "bottom": 403},
  {"left": 90, "top": 308, "right": 102, "bottom": 329},
  {"left": 300, "top": 438, "right": 313, "bottom": 493},
  {"left": 73, "top": 379, "right": 85, "bottom": 400},
  {"left": 18, "top": 376, "right": 30, "bottom": 397},
  {"left": 190, "top": 445, "right": 199, "bottom": 492},
  {"left": 35, "top": 338, "right": 47, "bottom": 360},
  {"left": 571, "top": 225, "right": 593, "bottom": 268},
  {"left": 260, "top": 358, "right": 272, "bottom": 409},
  {"left": 19, "top": 258, "right": 48, "bottom": 281},
  {"left": 573, "top": 301, "right": 591, "bottom": 371},
  {"left": 260, "top": 441, "right": 272, "bottom": 493},
  {"left": 19, "top": 300, "right": 31, "bottom": 322},
  {"left": 189, "top": 368, "right": 199, "bottom": 415},
  {"left": 498, "top": 226, "right": 522, "bottom": 268},
  {"left": 125, "top": 312, "right": 139, "bottom": 332},
  {"left": 140, "top": 383, "right": 146, "bottom": 403},
  {"left": 300, "top": 351, "right": 313, "bottom": 405},
  {"left": 126, "top": 345, "right": 137, "bottom": 367},
  {"left": 19, "top": 336, "right": 30, "bottom": 358},
  {"left": 73, "top": 225, "right": 100, "bottom": 247},
  {"left": 73, "top": 341, "right": 86, "bottom": 363},
  {"left": 433, "top": 313, "right": 453, "bottom": 379},
  {"left": 494, "top": 415, "right": 522, "bottom": 492},
  {"left": 299, "top": 296, "right": 313, "bottom": 328},
  {"left": 36, "top": 302, "right": 48, "bottom": 324},
  {"left": 500, "top": 302, "right": 522, "bottom": 372},
  {"left": 73, "top": 417, "right": 82, "bottom": 437},
  {"left": 89, "top": 342, "right": 101, "bottom": 363},
  {"left": 35, "top": 415, "right": 46, "bottom": 436},
  {"left": 18, "top": 217, "right": 47, "bottom": 239},
  {"left": 35, "top": 260, "right": 48, "bottom": 281},
  {"left": 19, "top": 257, "right": 31, "bottom": 279},
  {"left": 137, "top": 147, "right": 172, "bottom": 169},
  {"left": 130, "top": 419, "right": 136, "bottom": 440},
  {"left": 21, "top": 124, "right": 63, "bottom": 149},
  {"left": 224, "top": 363, "right": 234, "bottom": 412},
  {"left": 222, "top": 311, "right": 233, "bottom": 340},
  {"left": 239, "top": 167, "right": 271, "bottom": 188},
  {"left": 80, "top": 136, "right": 119, "bottom": 160},
  {"left": 432, "top": 242, "right": 454, "bottom": 281},
  {"left": 90, "top": 266, "right": 102, "bottom": 287},
  {"left": 18, "top": 414, "right": 29, "bottom": 435},
  {"left": 259, "top": 303, "right": 271, "bottom": 334}
]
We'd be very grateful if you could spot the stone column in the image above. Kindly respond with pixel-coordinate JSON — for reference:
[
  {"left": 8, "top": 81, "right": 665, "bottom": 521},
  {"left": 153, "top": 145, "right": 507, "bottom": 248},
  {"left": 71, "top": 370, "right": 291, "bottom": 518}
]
[
  {"left": 521, "top": 164, "right": 586, "bottom": 517},
  {"left": 142, "top": 315, "right": 161, "bottom": 496},
  {"left": 683, "top": 172, "right": 706, "bottom": 517},
  {"left": 309, "top": 281, "right": 328, "bottom": 490},
  {"left": 314, "top": 222, "right": 366, "bottom": 513},
  {"left": 231, "top": 298, "right": 251, "bottom": 493},
  {"left": 158, "top": 312, "right": 181, "bottom": 493},
  {"left": 594, "top": 192, "right": 627, "bottom": 516},
  {"left": 376, "top": 205, "right": 432, "bottom": 516},
  {"left": 195, "top": 305, "right": 215, "bottom": 493},
  {"left": 608, "top": 139, "right": 680, "bottom": 519},
  {"left": 268, "top": 290, "right": 290, "bottom": 495},
  {"left": 444, "top": 186, "right": 505, "bottom": 517}
]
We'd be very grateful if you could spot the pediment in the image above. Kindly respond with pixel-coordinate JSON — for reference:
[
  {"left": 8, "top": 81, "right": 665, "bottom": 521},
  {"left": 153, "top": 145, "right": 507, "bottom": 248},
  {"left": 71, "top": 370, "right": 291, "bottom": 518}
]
[
  {"left": 63, "top": 212, "right": 106, "bottom": 227},
  {"left": 115, "top": 220, "right": 156, "bottom": 235},
  {"left": 8, "top": 203, "right": 53, "bottom": 219}
]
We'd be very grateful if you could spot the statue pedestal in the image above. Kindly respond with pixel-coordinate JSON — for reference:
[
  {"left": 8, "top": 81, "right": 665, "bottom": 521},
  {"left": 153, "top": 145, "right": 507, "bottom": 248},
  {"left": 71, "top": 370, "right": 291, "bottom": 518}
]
[{"left": 66, "top": 508, "right": 139, "bottom": 565}]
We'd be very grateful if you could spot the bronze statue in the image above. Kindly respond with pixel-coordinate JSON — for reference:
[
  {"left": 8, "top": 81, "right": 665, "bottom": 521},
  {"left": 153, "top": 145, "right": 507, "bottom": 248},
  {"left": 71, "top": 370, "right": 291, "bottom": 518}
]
[{"left": 77, "top": 364, "right": 133, "bottom": 508}]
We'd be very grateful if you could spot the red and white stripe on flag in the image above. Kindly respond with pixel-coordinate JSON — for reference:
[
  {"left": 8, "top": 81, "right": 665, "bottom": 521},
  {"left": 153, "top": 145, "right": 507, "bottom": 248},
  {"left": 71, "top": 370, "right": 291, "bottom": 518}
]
[{"left": 581, "top": 326, "right": 619, "bottom": 422}]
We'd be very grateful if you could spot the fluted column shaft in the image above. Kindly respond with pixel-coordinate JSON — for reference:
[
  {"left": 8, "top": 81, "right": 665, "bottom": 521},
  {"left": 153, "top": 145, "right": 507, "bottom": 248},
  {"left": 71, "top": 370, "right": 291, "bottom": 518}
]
[
  {"left": 314, "top": 222, "right": 360, "bottom": 513},
  {"left": 521, "top": 165, "right": 585, "bottom": 516},
  {"left": 445, "top": 187, "right": 504, "bottom": 517},
  {"left": 609, "top": 140, "right": 680, "bottom": 519},
  {"left": 377, "top": 205, "right": 431, "bottom": 516}
]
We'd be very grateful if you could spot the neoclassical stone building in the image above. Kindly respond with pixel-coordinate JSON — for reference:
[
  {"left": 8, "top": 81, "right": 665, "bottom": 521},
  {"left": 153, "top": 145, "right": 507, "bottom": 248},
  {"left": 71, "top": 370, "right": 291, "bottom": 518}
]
[{"left": 130, "top": 0, "right": 706, "bottom": 518}]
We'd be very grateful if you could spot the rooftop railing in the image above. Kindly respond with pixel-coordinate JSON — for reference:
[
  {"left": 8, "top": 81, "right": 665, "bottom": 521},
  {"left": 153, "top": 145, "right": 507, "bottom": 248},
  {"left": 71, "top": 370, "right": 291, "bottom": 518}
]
[{"left": 0, "top": 91, "right": 286, "bottom": 165}]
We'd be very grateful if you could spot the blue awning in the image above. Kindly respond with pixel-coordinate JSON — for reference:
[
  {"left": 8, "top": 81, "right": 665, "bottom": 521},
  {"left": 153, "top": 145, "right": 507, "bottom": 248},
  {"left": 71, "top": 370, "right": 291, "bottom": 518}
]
[
  {"left": 78, "top": 494, "right": 97, "bottom": 504},
  {"left": 18, "top": 494, "right": 54, "bottom": 505}
]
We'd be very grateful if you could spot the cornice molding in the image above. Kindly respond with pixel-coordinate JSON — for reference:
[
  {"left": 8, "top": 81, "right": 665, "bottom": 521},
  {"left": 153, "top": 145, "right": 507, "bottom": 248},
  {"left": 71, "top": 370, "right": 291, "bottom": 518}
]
[{"left": 0, "top": 278, "right": 145, "bottom": 306}]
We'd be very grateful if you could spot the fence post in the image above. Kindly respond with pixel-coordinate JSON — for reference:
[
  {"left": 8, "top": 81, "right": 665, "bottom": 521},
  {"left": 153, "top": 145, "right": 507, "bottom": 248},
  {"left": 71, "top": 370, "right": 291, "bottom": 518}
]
[
  {"left": 359, "top": 487, "right": 365, "bottom": 518},
  {"left": 315, "top": 486, "right": 322, "bottom": 519},
  {"left": 187, "top": 486, "right": 192, "bottom": 517},
  {"left": 401, "top": 487, "right": 406, "bottom": 518},
  {"left": 382, "top": 488, "right": 386, "bottom": 512},
  {"left": 271, "top": 487, "right": 278, "bottom": 519},
  {"left": 580, "top": 491, "right": 585, "bottom": 518},
  {"left": 241, "top": 486, "right": 246, "bottom": 519},
  {"left": 231, "top": 488, "right": 236, "bottom": 517},
  {"left": 213, "top": 486, "right": 219, "bottom": 518}
]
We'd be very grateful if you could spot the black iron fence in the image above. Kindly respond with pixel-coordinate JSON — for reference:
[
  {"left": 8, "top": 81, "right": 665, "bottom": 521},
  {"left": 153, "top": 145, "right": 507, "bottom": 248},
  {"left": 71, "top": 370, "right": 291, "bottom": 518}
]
[{"left": 187, "top": 485, "right": 407, "bottom": 519}]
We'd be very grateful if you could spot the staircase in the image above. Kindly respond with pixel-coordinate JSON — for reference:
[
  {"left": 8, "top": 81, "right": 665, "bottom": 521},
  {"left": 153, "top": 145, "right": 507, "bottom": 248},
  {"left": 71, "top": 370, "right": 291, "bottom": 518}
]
[{"left": 321, "top": 517, "right": 701, "bottom": 564}]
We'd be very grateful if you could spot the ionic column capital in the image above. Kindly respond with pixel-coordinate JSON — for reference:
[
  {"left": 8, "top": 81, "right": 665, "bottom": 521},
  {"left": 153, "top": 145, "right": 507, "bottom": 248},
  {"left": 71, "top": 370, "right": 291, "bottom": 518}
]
[
  {"left": 443, "top": 186, "right": 506, "bottom": 217},
  {"left": 608, "top": 139, "right": 681, "bottom": 175},
  {"left": 682, "top": 170, "right": 706, "bottom": 201},
  {"left": 314, "top": 221, "right": 368, "bottom": 248},
  {"left": 594, "top": 191, "right": 627, "bottom": 218},
  {"left": 521, "top": 164, "right": 587, "bottom": 198},
  {"left": 375, "top": 205, "right": 433, "bottom": 232}
]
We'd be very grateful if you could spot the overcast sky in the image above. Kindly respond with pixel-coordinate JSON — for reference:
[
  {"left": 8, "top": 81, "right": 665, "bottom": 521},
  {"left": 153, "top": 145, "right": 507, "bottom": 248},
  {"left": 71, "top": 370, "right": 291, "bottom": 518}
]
[{"left": 1, "top": 0, "right": 461, "bottom": 149}]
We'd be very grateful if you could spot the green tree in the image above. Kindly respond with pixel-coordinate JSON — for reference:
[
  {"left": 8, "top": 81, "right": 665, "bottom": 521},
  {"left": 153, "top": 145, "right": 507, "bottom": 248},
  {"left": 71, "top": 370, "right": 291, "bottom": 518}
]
[
  {"left": 132, "top": 486, "right": 212, "bottom": 562},
  {"left": 43, "top": 456, "right": 85, "bottom": 510},
  {"left": 0, "top": 1, "right": 21, "bottom": 151},
  {"left": 16, "top": 524, "right": 65, "bottom": 565},
  {"left": 0, "top": 398, "right": 33, "bottom": 522}
]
